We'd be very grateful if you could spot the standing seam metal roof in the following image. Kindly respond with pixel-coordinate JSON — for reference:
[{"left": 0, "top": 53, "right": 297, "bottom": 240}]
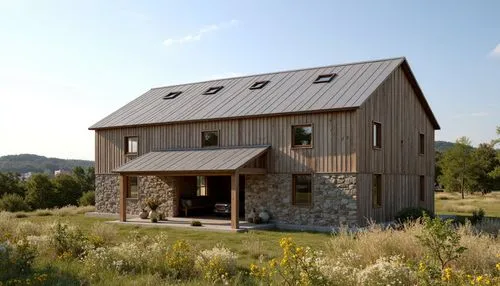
[{"left": 90, "top": 57, "right": 439, "bottom": 130}]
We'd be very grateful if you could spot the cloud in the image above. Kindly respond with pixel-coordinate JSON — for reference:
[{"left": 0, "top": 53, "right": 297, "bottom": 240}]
[
  {"left": 453, "top": 112, "right": 489, "bottom": 118},
  {"left": 489, "top": 44, "right": 500, "bottom": 57},
  {"left": 163, "top": 19, "right": 239, "bottom": 47}
]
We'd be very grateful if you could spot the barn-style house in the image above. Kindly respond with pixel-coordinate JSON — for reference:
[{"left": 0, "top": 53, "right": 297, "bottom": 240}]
[{"left": 89, "top": 57, "right": 440, "bottom": 229}]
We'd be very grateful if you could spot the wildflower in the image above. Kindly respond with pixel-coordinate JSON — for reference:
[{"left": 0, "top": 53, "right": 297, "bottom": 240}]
[{"left": 442, "top": 267, "right": 452, "bottom": 281}]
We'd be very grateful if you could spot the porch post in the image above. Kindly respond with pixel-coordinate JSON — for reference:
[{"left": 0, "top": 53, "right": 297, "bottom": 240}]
[
  {"left": 231, "top": 171, "right": 240, "bottom": 229},
  {"left": 119, "top": 175, "right": 127, "bottom": 222}
]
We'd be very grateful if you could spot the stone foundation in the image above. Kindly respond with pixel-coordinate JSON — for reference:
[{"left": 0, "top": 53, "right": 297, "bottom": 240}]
[
  {"left": 95, "top": 174, "right": 177, "bottom": 218},
  {"left": 245, "top": 174, "right": 358, "bottom": 227}
]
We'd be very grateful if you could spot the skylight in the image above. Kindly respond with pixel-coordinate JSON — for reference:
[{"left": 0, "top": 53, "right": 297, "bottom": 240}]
[
  {"left": 249, "top": 80, "right": 270, "bottom": 90},
  {"left": 163, "top": 91, "right": 182, "bottom": 100},
  {"left": 203, "top": 86, "right": 224, "bottom": 95},
  {"left": 313, "top": 73, "right": 336, "bottom": 84}
]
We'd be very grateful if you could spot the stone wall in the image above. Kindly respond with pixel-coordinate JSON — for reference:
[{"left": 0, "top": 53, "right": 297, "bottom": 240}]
[
  {"left": 95, "top": 174, "right": 177, "bottom": 217},
  {"left": 245, "top": 174, "right": 358, "bottom": 227}
]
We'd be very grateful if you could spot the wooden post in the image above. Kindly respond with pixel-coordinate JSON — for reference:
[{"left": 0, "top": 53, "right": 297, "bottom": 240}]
[
  {"left": 231, "top": 171, "right": 240, "bottom": 229},
  {"left": 119, "top": 175, "right": 127, "bottom": 222}
]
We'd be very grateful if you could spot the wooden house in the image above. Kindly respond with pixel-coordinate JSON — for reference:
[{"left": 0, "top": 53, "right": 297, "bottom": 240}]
[{"left": 89, "top": 57, "right": 440, "bottom": 229}]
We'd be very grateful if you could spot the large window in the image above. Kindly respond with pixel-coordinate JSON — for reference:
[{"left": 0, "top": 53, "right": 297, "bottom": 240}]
[
  {"left": 202, "top": 131, "right": 219, "bottom": 147},
  {"left": 293, "top": 174, "right": 312, "bottom": 206},
  {"left": 125, "top": 136, "right": 138, "bottom": 154},
  {"left": 292, "top": 125, "right": 312, "bottom": 147},
  {"left": 419, "top": 133, "right": 425, "bottom": 154},
  {"left": 372, "top": 174, "right": 382, "bottom": 208},
  {"left": 419, "top": 175, "right": 425, "bottom": 202},
  {"left": 197, "top": 176, "right": 207, "bottom": 196},
  {"left": 127, "top": 176, "right": 138, "bottom": 198},
  {"left": 373, "top": 122, "right": 381, "bottom": 148}
]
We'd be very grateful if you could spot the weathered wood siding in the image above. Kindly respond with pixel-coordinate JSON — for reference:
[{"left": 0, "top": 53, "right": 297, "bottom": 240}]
[
  {"left": 356, "top": 66, "right": 435, "bottom": 224},
  {"left": 95, "top": 112, "right": 358, "bottom": 175}
]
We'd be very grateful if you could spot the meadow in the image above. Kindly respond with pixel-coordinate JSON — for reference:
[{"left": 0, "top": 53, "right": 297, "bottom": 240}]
[
  {"left": 0, "top": 203, "right": 499, "bottom": 285},
  {"left": 435, "top": 191, "right": 500, "bottom": 217}
]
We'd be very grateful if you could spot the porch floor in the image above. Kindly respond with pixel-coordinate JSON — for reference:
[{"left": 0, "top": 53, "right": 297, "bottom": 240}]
[{"left": 109, "top": 216, "right": 276, "bottom": 232}]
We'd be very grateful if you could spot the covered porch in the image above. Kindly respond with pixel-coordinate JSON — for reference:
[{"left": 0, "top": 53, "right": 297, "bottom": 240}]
[{"left": 113, "top": 146, "right": 269, "bottom": 229}]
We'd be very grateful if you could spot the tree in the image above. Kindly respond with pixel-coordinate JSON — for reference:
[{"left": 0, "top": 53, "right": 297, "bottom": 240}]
[
  {"left": 0, "top": 172, "right": 25, "bottom": 197},
  {"left": 25, "top": 173, "right": 56, "bottom": 209},
  {"left": 72, "top": 166, "right": 95, "bottom": 194},
  {"left": 472, "top": 143, "right": 500, "bottom": 194},
  {"left": 53, "top": 174, "right": 82, "bottom": 206},
  {"left": 438, "top": 137, "right": 476, "bottom": 198}
]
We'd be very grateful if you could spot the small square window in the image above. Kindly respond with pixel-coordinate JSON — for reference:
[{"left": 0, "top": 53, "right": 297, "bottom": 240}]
[
  {"left": 419, "top": 133, "right": 425, "bottom": 154},
  {"left": 419, "top": 175, "right": 425, "bottom": 202},
  {"left": 125, "top": 137, "right": 138, "bottom": 154},
  {"left": 127, "top": 176, "right": 138, "bottom": 198},
  {"left": 373, "top": 122, "right": 382, "bottom": 148},
  {"left": 293, "top": 174, "right": 312, "bottom": 205},
  {"left": 249, "top": 80, "right": 270, "bottom": 90},
  {"left": 203, "top": 86, "right": 224, "bottom": 95},
  {"left": 292, "top": 125, "right": 312, "bottom": 147},
  {"left": 202, "top": 130, "right": 219, "bottom": 147},
  {"left": 372, "top": 174, "right": 382, "bottom": 208},
  {"left": 163, "top": 91, "right": 182, "bottom": 99},
  {"left": 313, "top": 73, "right": 336, "bottom": 83}
]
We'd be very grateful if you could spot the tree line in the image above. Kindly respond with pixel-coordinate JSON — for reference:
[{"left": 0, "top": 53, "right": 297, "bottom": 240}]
[
  {"left": 0, "top": 166, "right": 95, "bottom": 212},
  {"left": 436, "top": 127, "right": 500, "bottom": 198}
]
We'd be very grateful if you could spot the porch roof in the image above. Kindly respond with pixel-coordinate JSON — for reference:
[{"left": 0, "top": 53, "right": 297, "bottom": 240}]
[{"left": 113, "top": 145, "right": 270, "bottom": 175}]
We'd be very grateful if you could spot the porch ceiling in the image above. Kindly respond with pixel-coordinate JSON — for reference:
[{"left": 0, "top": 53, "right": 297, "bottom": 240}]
[{"left": 113, "top": 145, "right": 270, "bottom": 175}]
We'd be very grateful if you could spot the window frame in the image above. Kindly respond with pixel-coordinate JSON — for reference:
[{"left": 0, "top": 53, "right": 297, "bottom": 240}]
[
  {"left": 419, "top": 133, "right": 425, "bottom": 155},
  {"left": 372, "top": 174, "right": 382, "bottom": 208},
  {"left": 201, "top": 130, "right": 219, "bottom": 148},
  {"left": 291, "top": 124, "right": 313, "bottom": 148},
  {"left": 203, "top": 86, "right": 224, "bottom": 95},
  {"left": 127, "top": 176, "right": 138, "bottom": 199},
  {"left": 313, "top": 73, "right": 336, "bottom": 84},
  {"left": 162, "top": 91, "right": 182, "bottom": 100},
  {"left": 125, "top": 136, "right": 139, "bottom": 155},
  {"left": 372, "top": 121, "right": 382, "bottom": 149},
  {"left": 249, "top": 80, "right": 270, "bottom": 90},
  {"left": 419, "top": 175, "right": 425, "bottom": 202},
  {"left": 292, "top": 174, "right": 312, "bottom": 206}
]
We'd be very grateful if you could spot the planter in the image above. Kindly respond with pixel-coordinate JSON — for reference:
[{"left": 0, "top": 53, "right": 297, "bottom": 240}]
[
  {"left": 149, "top": 210, "right": 159, "bottom": 223},
  {"left": 139, "top": 209, "right": 149, "bottom": 219},
  {"left": 259, "top": 210, "right": 270, "bottom": 223}
]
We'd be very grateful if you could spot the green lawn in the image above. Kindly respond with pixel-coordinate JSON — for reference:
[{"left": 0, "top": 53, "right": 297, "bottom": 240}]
[{"left": 435, "top": 191, "right": 500, "bottom": 217}]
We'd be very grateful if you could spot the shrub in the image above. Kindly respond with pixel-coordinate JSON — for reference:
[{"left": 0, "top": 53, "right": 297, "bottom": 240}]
[
  {"left": 0, "top": 193, "right": 30, "bottom": 212},
  {"left": 165, "top": 240, "right": 196, "bottom": 279},
  {"left": 357, "top": 255, "right": 416, "bottom": 286},
  {"left": 0, "top": 240, "right": 36, "bottom": 281},
  {"left": 470, "top": 208, "right": 485, "bottom": 224},
  {"left": 88, "top": 222, "right": 118, "bottom": 247},
  {"left": 79, "top": 191, "right": 95, "bottom": 206},
  {"left": 49, "top": 222, "right": 88, "bottom": 258},
  {"left": 394, "top": 207, "right": 432, "bottom": 223},
  {"left": 195, "top": 245, "right": 238, "bottom": 283},
  {"left": 191, "top": 220, "right": 202, "bottom": 227}
]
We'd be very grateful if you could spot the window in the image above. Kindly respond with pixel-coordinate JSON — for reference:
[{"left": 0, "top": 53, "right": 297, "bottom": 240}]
[
  {"left": 419, "top": 175, "right": 425, "bottom": 202},
  {"left": 202, "top": 130, "right": 219, "bottom": 147},
  {"left": 419, "top": 133, "right": 425, "bottom": 154},
  {"left": 373, "top": 122, "right": 382, "bottom": 148},
  {"left": 292, "top": 125, "right": 312, "bottom": 147},
  {"left": 203, "top": 86, "right": 224, "bottom": 95},
  {"left": 125, "top": 137, "right": 138, "bottom": 154},
  {"left": 127, "top": 176, "right": 138, "bottom": 198},
  {"left": 313, "top": 73, "right": 336, "bottom": 83},
  {"left": 163, "top": 91, "right": 182, "bottom": 100},
  {"left": 197, "top": 176, "right": 207, "bottom": 196},
  {"left": 372, "top": 174, "right": 382, "bottom": 208},
  {"left": 293, "top": 174, "right": 312, "bottom": 205},
  {"left": 249, "top": 80, "right": 270, "bottom": 90}
]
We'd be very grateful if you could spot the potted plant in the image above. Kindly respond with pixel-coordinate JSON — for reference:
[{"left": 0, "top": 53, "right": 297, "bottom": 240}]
[
  {"left": 139, "top": 208, "right": 149, "bottom": 219},
  {"left": 145, "top": 197, "right": 162, "bottom": 223}
]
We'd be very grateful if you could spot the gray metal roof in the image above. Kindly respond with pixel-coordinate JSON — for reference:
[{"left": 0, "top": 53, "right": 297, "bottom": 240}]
[
  {"left": 90, "top": 57, "right": 439, "bottom": 130},
  {"left": 113, "top": 146, "right": 269, "bottom": 174}
]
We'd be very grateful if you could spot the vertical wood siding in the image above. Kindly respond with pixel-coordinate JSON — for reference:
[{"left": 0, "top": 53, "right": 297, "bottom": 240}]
[
  {"left": 356, "top": 66, "right": 435, "bottom": 224},
  {"left": 94, "top": 112, "right": 358, "bottom": 175}
]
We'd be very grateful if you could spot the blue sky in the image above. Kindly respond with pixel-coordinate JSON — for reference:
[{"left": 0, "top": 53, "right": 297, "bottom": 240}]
[{"left": 0, "top": 0, "right": 498, "bottom": 160}]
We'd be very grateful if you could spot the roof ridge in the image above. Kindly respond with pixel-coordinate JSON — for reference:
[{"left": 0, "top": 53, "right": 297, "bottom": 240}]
[{"left": 150, "top": 57, "right": 406, "bottom": 90}]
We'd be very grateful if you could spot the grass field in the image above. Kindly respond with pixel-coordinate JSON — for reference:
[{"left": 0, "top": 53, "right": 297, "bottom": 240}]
[{"left": 435, "top": 191, "right": 500, "bottom": 217}]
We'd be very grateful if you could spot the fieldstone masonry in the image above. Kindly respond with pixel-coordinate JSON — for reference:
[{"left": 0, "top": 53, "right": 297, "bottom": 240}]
[
  {"left": 245, "top": 174, "right": 358, "bottom": 226},
  {"left": 95, "top": 174, "right": 177, "bottom": 218}
]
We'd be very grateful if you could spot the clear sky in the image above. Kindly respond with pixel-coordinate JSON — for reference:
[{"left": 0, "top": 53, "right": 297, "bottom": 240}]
[{"left": 0, "top": 0, "right": 498, "bottom": 161}]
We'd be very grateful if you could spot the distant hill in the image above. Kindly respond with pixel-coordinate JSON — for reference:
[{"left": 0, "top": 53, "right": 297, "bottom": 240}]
[
  {"left": 0, "top": 154, "right": 94, "bottom": 174},
  {"left": 435, "top": 141, "right": 455, "bottom": 153}
]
